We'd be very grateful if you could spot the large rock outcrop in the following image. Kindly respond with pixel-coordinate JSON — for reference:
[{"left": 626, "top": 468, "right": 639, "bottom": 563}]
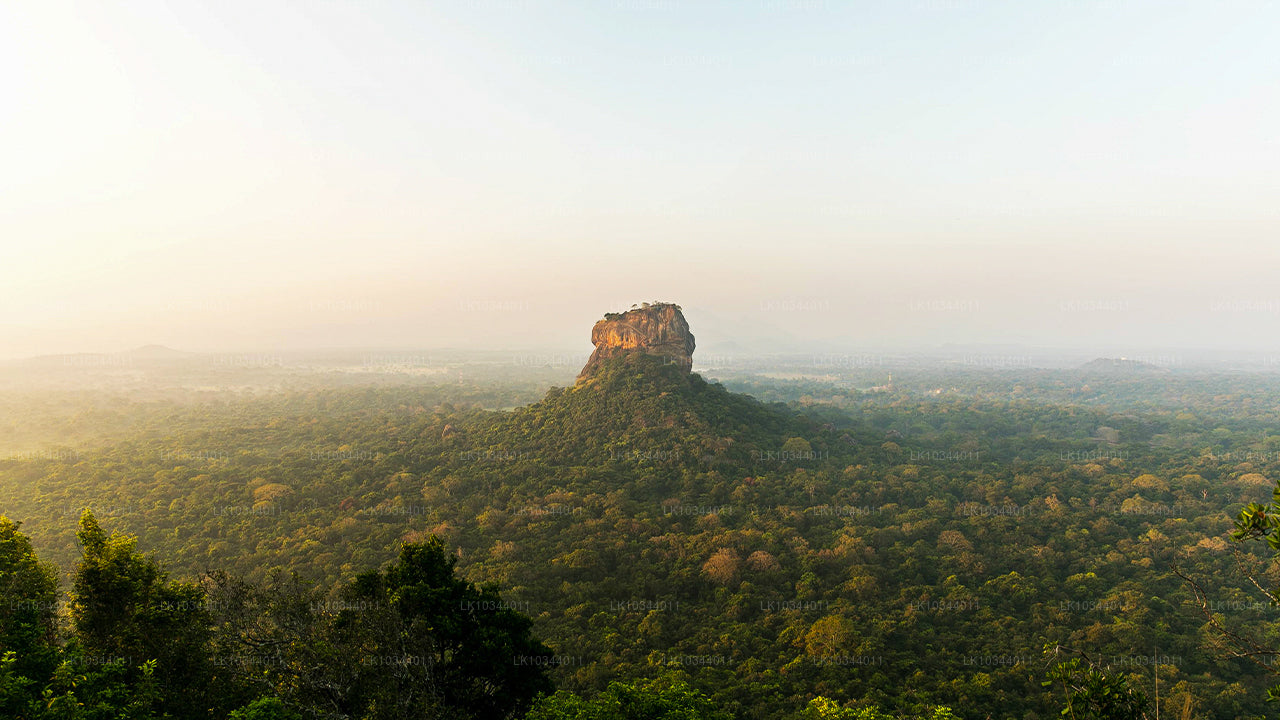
[{"left": 578, "top": 303, "right": 695, "bottom": 380}]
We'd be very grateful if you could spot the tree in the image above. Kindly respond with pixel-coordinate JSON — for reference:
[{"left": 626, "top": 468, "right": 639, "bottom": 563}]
[
  {"left": 1175, "top": 495, "right": 1280, "bottom": 702},
  {"left": 328, "top": 535, "right": 554, "bottom": 719},
  {"left": 0, "top": 517, "right": 59, "bottom": 715},
  {"left": 701, "top": 548, "right": 740, "bottom": 586},
  {"left": 782, "top": 437, "right": 813, "bottom": 457},
  {"left": 35, "top": 656, "right": 164, "bottom": 720},
  {"left": 800, "top": 697, "right": 891, "bottom": 719},
  {"left": 202, "top": 569, "right": 323, "bottom": 716},
  {"left": 525, "top": 678, "right": 733, "bottom": 720},
  {"left": 798, "top": 697, "right": 958, "bottom": 719},
  {"left": 70, "top": 510, "right": 218, "bottom": 718},
  {"left": 804, "top": 615, "right": 855, "bottom": 658},
  {"left": 227, "top": 697, "right": 303, "bottom": 720},
  {"left": 1042, "top": 644, "right": 1150, "bottom": 720}
]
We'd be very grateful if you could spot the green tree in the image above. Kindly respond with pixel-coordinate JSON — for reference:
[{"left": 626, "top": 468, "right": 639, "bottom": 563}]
[
  {"left": 0, "top": 517, "right": 60, "bottom": 716},
  {"left": 525, "top": 678, "right": 733, "bottom": 720},
  {"left": 1043, "top": 645, "right": 1150, "bottom": 720},
  {"left": 70, "top": 510, "right": 217, "bottom": 718},
  {"left": 35, "top": 656, "right": 163, "bottom": 720},
  {"left": 202, "top": 569, "right": 321, "bottom": 713},
  {"left": 799, "top": 696, "right": 959, "bottom": 720},
  {"left": 227, "top": 697, "right": 303, "bottom": 720},
  {"left": 800, "top": 696, "right": 891, "bottom": 719},
  {"left": 804, "top": 615, "right": 855, "bottom": 658},
  {"left": 330, "top": 535, "right": 554, "bottom": 719},
  {"left": 1178, "top": 494, "right": 1280, "bottom": 703}
]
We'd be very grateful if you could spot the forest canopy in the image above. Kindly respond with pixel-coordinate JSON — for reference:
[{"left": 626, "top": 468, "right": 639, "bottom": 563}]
[{"left": 4, "top": 358, "right": 1280, "bottom": 718}]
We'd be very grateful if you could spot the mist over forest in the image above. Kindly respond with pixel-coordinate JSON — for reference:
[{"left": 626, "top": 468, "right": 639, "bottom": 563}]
[{"left": 5, "top": 1, "right": 1280, "bottom": 718}]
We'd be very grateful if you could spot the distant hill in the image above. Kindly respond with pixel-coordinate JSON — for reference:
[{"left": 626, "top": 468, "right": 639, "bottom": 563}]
[
  {"left": 18, "top": 344, "right": 190, "bottom": 367},
  {"left": 124, "top": 344, "right": 191, "bottom": 359},
  {"left": 465, "top": 352, "right": 811, "bottom": 474},
  {"left": 1079, "top": 357, "right": 1171, "bottom": 373}
]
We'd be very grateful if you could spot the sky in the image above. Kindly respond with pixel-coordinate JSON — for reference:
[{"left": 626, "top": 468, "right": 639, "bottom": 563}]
[{"left": 2, "top": 0, "right": 1279, "bottom": 358}]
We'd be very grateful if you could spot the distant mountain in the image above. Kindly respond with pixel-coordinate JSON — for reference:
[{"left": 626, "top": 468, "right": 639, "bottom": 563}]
[
  {"left": 1079, "top": 357, "right": 1170, "bottom": 373},
  {"left": 124, "top": 344, "right": 191, "bottom": 359},
  {"left": 17, "top": 344, "right": 190, "bottom": 366}
]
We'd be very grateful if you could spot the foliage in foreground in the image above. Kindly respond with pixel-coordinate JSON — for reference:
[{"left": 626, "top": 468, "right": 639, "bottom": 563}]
[{"left": 0, "top": 513, "right": 552, "bottom": 719}]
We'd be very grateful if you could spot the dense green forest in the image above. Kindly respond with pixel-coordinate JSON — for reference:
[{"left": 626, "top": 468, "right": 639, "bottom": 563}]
[{"left": 4, "top": 354, "right": 1280, "bottom": 718}]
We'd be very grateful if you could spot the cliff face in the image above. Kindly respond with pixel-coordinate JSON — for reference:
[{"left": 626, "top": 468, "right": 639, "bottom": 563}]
[{"left": 578, "top": 303, "right": 695, "bottom": 379}]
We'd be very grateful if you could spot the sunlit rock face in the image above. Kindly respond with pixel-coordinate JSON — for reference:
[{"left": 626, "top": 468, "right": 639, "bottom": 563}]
[{"left": 578, "top": 303, "right": 695, "bottom": 379}]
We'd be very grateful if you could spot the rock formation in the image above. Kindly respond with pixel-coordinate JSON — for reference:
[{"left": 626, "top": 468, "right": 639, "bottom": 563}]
[{"left": 578, "top": 302, "right": 695, "bottom": 379}]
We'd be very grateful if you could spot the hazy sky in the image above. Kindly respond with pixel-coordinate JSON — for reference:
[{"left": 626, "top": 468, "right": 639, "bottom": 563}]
[{"left": 3, "top": 0, "right": 1278, "bottom": 358}]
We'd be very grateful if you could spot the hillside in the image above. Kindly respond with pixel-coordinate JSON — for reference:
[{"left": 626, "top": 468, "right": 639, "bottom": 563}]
[{"left": 468, "top": 353, "right": 807, "bottom": 469}]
